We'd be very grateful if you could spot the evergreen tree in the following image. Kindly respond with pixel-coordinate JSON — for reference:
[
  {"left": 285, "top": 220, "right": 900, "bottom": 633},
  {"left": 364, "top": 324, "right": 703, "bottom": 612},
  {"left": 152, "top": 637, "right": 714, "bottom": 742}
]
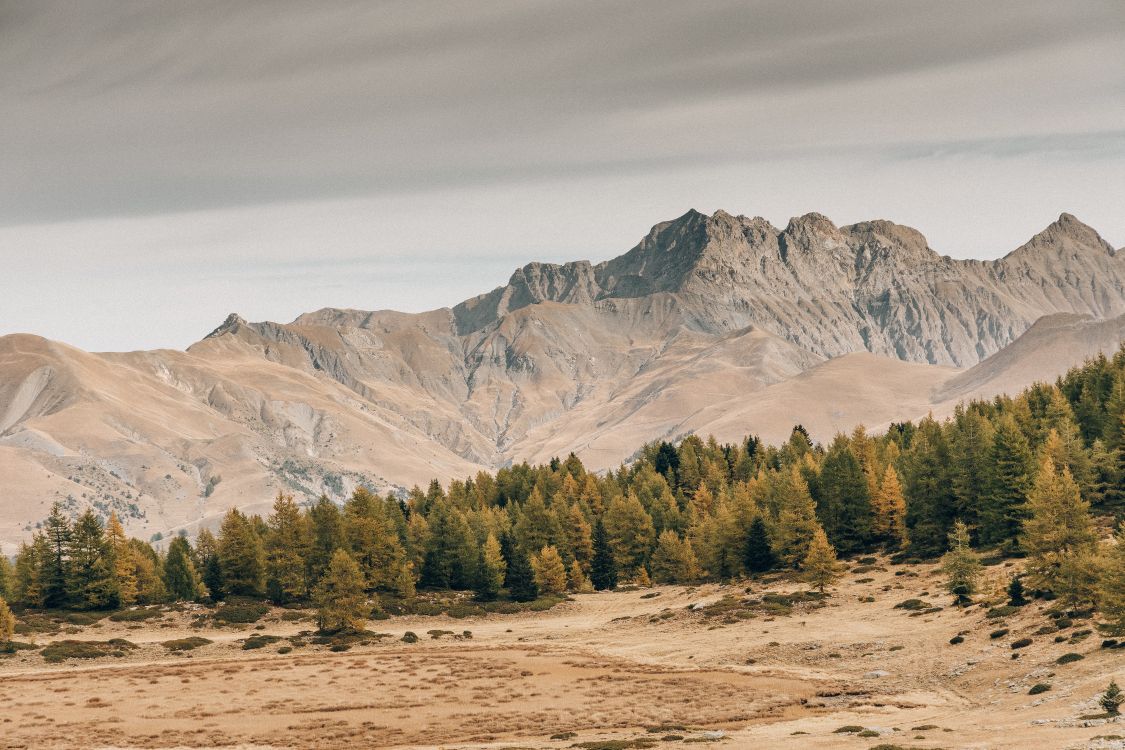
[
  {"left": 13, "top": 538, "right": 46, "bottom": 608},
  {"left": 567, "top": 559, "right": 593, "bottom": 593},
  {"left": 105, "top": 513, "right": 138, "bottom": 606},
  {"left": 0, "top": 597, "right": 14, "bottom": 647},
  {"left": 743, "top": 516, "right": 775, "bottom": 574},
  {"left": 871, "top": 465, "right": 908, "bottom": 549},
  {"left": 1007, "top": 575, "right": 1027, "bottom": 607},
  {"left": 507, "top": 547, "right": 538, "bottom": 602},
  {"left": 475, "top": 533, "right": 506, "bottom": 601},
  {"left": 563, "top": 502, "right": 594, "bottom": 571},
  {"left": 980, "top": 414, "right": 1033, "bottom": 548},
  {"left": 1100, "top": 524, "right": 1125, "bottom": 635},
  {"left": 164, "top": 536, "right": 204, "bottom": 601},
  {"left": 129, "top": 539, "right": 168, "bottom": 603},
  {"left": 266, "top": 492, "right": 310, "bottom": 603},
  {"left": 903, "top": 417, "right": 957, "bottom": 556},
  {"left": 307, "top": 495, "right": 344, "bottom": 587},
  {"left": 1020, "top": 457, "right": 1098, "bottom": 598},
  {"left": 590, "top": 519, "right": 617, "bottom": 591},
  {"left": 802, "top": 524, "right": 839, "bottom": 593},
  {"left": 512, "top": 488, "right": 560, "bottom": 557},
  {"left": 817, "top": 435, "right": 873, "bottom": 554},
  {"left": 1102, "top": 681, "right": 1124, "bottom": 716},
  {"left": 66, "top": 510, "right": 115, "bottom": 610},
  {"left": 950, "top": 407, "right": 995, "bottom": 527},
  {"left": 41, "top": 502, "right": 71, "bottom": 608},
  {"left": 650, "top": 530, "right": 700, "bottom": 583},
  {"left": 530, "top": 545, "right": 567, "bottom": 595},
  {"left": 0, "top": 553, "right": 13, "bottom": 601},
  {"left": 344, "top": 488, "right": 406, "bottom": 591},
  {"left": 940, "top": 520, "right": 982, "bottom": 605},
  {"left": 772, "top": 467, "right": 820, "bottom": 568},
  {"left": 603, "top": 491, "right": 655, "bottom": 576},
  {"left": 195, "top": 529, "right": 223, "bottom": 601},
  {"left": 315, "top": 549, "right": 369, "bottom": 634},
  {"left": 217, "top": 508, "right": 265, "bottom": 597}
]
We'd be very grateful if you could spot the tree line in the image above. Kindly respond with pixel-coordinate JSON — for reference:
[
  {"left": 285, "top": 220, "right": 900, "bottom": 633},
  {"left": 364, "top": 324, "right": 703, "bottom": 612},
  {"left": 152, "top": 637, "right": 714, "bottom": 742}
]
[{"left": 1, "top": 346, "right": 1123, "bottom": 634}]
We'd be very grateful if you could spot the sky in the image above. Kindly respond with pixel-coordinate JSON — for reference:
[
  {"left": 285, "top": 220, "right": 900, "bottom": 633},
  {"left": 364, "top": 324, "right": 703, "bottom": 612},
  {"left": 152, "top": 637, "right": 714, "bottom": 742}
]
[{"left": 2, "top": 0, "right": 1123, "bottom": 352}]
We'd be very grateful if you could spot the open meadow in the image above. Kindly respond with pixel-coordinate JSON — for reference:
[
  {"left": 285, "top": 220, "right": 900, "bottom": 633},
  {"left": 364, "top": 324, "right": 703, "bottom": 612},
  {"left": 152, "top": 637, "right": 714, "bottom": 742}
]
[{"left": 2, "top": 558, "right": 1121, "bottom": 750}]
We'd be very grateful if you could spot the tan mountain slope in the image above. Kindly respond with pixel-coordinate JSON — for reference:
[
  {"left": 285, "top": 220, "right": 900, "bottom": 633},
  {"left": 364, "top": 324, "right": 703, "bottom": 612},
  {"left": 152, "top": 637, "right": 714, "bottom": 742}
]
[{"left": 0, "top": 210, "right": 1121, "bottom": 546}]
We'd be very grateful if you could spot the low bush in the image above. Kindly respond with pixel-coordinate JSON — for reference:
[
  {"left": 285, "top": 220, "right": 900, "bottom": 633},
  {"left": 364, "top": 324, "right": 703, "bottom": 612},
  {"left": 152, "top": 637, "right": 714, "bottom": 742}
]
[
  {"left": 109, "top": 607, "right": 163, "bottom": 622},
  {"left": 1010, "top": 638, "right": 1032, "bottom": 649},
  {"left": 1056, "top": 652, "right": 1084, "bottom": 665},
  {"left": 989, "top": 628, "right": 1009, "bottom": 639},
  {"left": 949, "top": 635, "right": 964, "bottom": 645},
  {"left": 41, "top": 639, "right": 137, "bottom": 663},
  {"left": 161, "top": 637, "right": 211, "bottom": 651},
  {"left": 1029, "top": 683, "right": 1051, "bottom": 695},
  {"left": 241, "top": 634, "right": 282, "bottom": 650},
  {"left": 213, "top": 600, "right": 269, "bottom": 624},
  {"left": 894, "top": 599, "right": 928, "bottom": 611},
  {"left": 401, "top": 631, "right": 419, "bottom": 643},
  {"left": 986, "top": 605, "right": 1018, "bottom": 619}
]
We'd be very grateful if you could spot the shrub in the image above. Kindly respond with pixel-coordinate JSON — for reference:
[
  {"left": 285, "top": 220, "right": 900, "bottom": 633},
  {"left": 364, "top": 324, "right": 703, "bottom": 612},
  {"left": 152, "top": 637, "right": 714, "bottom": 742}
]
[
  {"left": 989, "top": 628, "right": 1009, "bottom": 639},
  {"left": 986, "top": 605, "right": 1018, "bottom": 619},
  {"left": 109, "top": 607, "right": 163, "bottom": 622},
  {"left": 277, "top": 646, "right": 292, "bottom": 654},
  {"left": 241, "top": 634, "right": 282, "bottom": 650},
  {"left": 894, "top": 599, "right": 928, "bottom": 611},
  {"left": 401, "top": 631, "right": 418, "bottom": 643},
  {"left": 949, "top": 635, "right": 964, "bottom": 645},
  {"left": 1056, "top": 652, "right": 1084, "bottom": 665},
  {"left": 214, "top": 600, "right": 269, "bottom": 624},
  {"left": 1029, "top": 683, "right": 1051, "bottom": 695},
  {"left": 1010, "top": 638, "right": 1032, "bottom": 649},
  {"left": 161, "top": 637, "right": 211, "bottom": 651},
  {"left": 41, "top": 639, "right": 137, "bottom": 663},
  {"left": 833, "top": 725, "right": 865, "bottom": 733}
]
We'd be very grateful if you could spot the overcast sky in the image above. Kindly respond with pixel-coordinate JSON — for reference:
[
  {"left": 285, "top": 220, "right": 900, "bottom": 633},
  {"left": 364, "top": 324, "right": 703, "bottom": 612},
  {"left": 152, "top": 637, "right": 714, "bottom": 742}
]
[{"left": 2, "top": 0, "right": 1123, "bottom": 351}]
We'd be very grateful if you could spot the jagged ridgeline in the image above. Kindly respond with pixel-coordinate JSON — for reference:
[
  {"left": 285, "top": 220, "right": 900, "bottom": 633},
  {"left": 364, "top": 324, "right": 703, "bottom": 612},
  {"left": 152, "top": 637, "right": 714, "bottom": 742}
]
[
  {"left": 2, "top": 346, "right": 1123, "bottom": 631},
  {"left": 0, "top": 209, "right": 1123, "bottom": 547}
]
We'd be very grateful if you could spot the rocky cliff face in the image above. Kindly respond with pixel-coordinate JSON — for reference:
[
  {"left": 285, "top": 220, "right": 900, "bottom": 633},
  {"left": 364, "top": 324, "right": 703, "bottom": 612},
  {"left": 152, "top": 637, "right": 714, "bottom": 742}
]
[
  {"left": 454, "top": 210, "right": 1123, "bottom": 367},
  {"left": 0, "top": 209, "right": 1121, "bottom": 544}
]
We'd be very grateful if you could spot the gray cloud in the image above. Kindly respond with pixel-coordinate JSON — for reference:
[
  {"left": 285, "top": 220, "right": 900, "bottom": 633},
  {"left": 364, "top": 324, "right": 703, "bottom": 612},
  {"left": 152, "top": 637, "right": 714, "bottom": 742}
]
[
  {"left": 1, "top": 1, "right": 1124, "bottom": 351},
  {"left": 2, "top": 0, "right": 1122, "bottom": 222}
]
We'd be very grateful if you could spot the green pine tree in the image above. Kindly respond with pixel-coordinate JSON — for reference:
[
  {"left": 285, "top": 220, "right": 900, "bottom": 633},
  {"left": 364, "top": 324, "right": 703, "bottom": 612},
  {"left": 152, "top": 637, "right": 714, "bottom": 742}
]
[
  {"left": 315, "top": 549, "right": 369, "bottom": 634},
  {"left": 217, "top": 508, "right": 265, "bottom": 597},
  {"left": 506, "top": 547, "right": 538, "bottom": 602},
  {"left": 980, "top": 414, "right": 1033, "bottom": 549},
  {"left": 164, "top": 536, "right": 204, "bottom": 601},
  {"left": 941, "top": 520, "right": 982, "bottom": 605},
  {"left": 66, "top": 510, "right": 115, "bottom": 610},
  {"left": 743, "top": 516, "right": 775, "bottom": 574},
  {"left": 590, "top": 519, "right": 617, "bottom": 591},
  {"left": 266, "top": 492, "right": 311, "bottom": 603},
  {"left": 474, "top": 533, "right": 506, "bottom": 601}
]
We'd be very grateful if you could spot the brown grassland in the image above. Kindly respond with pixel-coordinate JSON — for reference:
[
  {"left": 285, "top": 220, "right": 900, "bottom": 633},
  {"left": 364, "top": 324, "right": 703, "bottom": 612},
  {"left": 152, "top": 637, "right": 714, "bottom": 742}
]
[{"left": 1, "top": 557, "right": 1121, "bottom": 750}]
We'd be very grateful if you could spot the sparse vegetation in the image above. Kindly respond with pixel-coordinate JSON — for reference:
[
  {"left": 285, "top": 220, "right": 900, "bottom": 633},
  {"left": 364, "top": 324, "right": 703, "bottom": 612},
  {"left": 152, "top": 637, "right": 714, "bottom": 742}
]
[{"left": 40, "top": 639, "right": 137, "bottom": 663}]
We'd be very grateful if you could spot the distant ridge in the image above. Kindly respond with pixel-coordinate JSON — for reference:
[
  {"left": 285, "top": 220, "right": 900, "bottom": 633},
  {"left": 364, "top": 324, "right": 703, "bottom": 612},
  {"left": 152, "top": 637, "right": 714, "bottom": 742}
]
[{"left": 0, "top": 210, "right": 1122, "bottom": 545}]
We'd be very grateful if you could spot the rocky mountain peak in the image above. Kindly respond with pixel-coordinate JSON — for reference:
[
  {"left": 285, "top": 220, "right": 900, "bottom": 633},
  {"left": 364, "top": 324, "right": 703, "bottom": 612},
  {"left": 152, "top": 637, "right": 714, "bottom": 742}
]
[
  {"left": 1004, "top": 212, "right": 1117, "bottom": 261},
  {"left": 205, "top": 313, "right": 247, "bottom": 339}
]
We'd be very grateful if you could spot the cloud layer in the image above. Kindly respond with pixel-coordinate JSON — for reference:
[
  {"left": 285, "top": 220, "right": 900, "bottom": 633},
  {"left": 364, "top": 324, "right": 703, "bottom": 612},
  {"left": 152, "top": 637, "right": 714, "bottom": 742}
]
[{"left": 1, "top": 1, "right": 1123, "bottom": 350}]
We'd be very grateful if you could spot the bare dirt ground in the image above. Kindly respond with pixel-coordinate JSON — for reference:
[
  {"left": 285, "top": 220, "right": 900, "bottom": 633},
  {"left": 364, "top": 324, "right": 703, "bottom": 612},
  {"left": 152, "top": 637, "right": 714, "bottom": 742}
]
[{"left": 1, "top": 559, "right": 1122, "bottom": 750}]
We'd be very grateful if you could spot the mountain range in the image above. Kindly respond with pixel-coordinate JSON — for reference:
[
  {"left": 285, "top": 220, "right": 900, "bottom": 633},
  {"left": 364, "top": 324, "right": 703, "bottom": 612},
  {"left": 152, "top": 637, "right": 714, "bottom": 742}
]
[{"left": 1, "top": 209, "right": 1122, "bottom": 548}]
